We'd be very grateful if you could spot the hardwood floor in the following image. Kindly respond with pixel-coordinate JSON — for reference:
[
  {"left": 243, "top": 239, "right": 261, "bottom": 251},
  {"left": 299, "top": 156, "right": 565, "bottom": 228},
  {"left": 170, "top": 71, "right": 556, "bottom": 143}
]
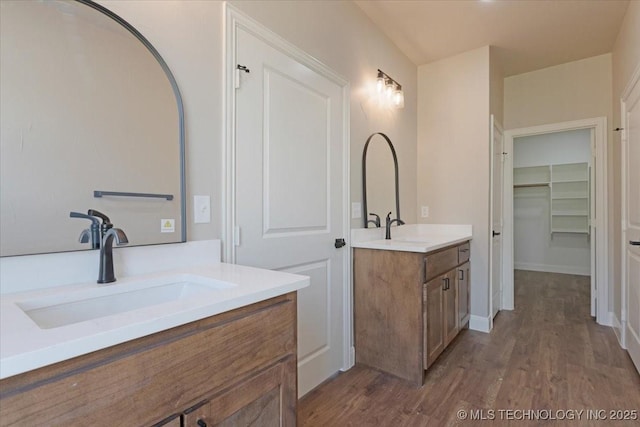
[{"left": 299, "top": 271, "right": 640, "bottom": 426}]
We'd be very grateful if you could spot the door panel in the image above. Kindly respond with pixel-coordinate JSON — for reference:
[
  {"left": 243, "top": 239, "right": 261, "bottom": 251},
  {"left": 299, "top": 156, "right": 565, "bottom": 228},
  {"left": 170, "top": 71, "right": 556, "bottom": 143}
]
[
  {"left": 264, "top": 69, "right": 328, "bottom": 234},
  {"left": 624, "top": 73, "right": 640, "bottom": 373},
  {"left": 490, "top": 115, "right": 504, "bottom": 318},
  {"left": 234, "top": 27, "right": 346, "bottom": 397}
]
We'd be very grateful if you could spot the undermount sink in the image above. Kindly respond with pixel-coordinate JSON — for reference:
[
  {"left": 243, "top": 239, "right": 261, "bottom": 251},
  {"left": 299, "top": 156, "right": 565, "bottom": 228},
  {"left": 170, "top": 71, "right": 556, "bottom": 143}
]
[{"left": 16, "top": 275, "right": 234, "bottom": 329}]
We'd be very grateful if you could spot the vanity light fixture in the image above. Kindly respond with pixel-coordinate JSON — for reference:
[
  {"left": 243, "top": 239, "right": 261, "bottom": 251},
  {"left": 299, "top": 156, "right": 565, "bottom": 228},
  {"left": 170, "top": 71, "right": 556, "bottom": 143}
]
[{"left": 376, "top": 69, "right": 404, "bottom": 109}]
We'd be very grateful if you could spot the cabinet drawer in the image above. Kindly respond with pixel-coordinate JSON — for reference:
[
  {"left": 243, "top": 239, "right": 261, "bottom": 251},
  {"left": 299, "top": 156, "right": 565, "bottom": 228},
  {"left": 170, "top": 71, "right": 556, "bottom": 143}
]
[
  {"left": 425, "top": 246, "right": 459, "bottom": 282},
  {"left": 458, "top": 242, "right": 470, "bottom": 264}
]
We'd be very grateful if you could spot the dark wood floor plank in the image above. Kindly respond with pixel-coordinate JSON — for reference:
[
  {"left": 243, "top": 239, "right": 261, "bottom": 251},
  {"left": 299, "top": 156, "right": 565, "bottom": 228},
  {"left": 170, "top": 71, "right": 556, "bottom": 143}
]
[{"left": 299, "top": 270, "right": 640, "bottom": 426}]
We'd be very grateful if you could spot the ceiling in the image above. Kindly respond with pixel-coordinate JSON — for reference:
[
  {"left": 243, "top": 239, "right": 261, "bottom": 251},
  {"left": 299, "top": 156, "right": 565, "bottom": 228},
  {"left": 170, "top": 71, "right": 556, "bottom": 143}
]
[{"left": 354, "top": 0, "right": 630, "bottom": 76}]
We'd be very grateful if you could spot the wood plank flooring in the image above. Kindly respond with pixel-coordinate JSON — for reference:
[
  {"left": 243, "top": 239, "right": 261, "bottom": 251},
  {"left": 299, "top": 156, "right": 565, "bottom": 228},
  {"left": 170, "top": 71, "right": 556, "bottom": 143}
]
[{"left": 299, "top": 271, "right": 640, "bottom": 426}]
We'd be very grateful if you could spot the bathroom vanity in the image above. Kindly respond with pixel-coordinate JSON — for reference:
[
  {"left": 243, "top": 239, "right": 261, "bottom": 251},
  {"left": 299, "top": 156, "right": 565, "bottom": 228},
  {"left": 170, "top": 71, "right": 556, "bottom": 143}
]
[
  {"left": 0, "top": 293, "right": 297, "bottom": 426},
  {"left": 0, "top": 241, "right": 308, "bottom": 427},
  {"left": 352, "top": 225, "right": 472, "bottom": 386}
]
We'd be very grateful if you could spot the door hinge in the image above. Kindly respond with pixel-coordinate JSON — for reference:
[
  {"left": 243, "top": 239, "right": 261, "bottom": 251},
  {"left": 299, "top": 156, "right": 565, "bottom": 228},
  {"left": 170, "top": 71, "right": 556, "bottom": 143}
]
[
  {"left": 233, "top": 225, "right": 241, "bottom": 246},
  {"left": 235, "top": 64, "right": 250, "bottom": 89}
]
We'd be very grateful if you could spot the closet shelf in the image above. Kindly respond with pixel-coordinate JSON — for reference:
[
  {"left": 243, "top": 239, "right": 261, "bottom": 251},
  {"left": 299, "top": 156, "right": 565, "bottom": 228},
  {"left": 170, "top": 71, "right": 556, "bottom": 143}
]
[
  {"left": 552, "top": 211, "right": 589, "bottom": 216},
  {"left": 514, "top": 162, "right": 590, "bottom": 236},
  {"left": 514, "top": 183, "right": 550, "bottom": 188}
]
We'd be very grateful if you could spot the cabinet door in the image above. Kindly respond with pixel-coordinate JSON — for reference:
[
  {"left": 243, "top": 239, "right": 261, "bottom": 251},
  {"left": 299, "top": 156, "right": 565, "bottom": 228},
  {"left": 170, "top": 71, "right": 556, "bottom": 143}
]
[
  {"left": 424, "top": 274, "right": 445, "bottom": 368},
  {"left": 443, "top": 270, "right": 458, "bottom": 346},
  {"left": 457, "top": 262, "right": 470, "bottom": 328},
  {"left": 183, "top": 358, "right": 296, "bottom": 427}
]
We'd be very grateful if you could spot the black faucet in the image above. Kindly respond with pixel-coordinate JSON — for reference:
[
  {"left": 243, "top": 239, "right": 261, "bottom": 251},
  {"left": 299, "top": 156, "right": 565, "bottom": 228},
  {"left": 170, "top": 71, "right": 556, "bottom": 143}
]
[
  {"left": 385, "top": 211, "right": 404, "bottom": 240},
  {"left": 367, "top": 213, "right": 381, "bottom": 228},
  {"left": 70, "top": 212, "right": 101, "bottom": 249},
  {"left": 98, "top": 227, "right": 129, "bottom": 284}
]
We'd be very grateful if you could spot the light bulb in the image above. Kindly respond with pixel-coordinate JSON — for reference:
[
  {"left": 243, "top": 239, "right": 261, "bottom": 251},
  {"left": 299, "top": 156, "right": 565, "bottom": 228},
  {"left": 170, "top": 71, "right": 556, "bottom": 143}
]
[
  {"left": 376, "top": 71, "right": 385, "bottom": 93},
  {"left": 393, "top": 85, "right": 404, "bottom": 108},
  {"left": 385, "top": 79, "right": 394, "bottom": 99}
]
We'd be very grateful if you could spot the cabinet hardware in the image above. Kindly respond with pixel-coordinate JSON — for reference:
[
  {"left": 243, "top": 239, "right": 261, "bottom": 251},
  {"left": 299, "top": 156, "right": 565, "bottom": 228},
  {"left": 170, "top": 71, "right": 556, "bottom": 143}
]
[
  {"left": 197, "top": 419, "right": 207, "bottom": 427},
  {"left": 442, "top": 277, "right": 447, "bottom": 291},
  {"left": 630, "top": 240, "right": 640, "bottom": 246},
  {"left": 458, "top": 269, "right": 464, "bottom": 280}
]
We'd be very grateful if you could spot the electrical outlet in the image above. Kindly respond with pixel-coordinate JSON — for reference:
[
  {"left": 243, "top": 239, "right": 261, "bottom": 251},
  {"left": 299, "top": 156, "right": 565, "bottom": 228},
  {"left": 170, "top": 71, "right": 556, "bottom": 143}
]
[
  {"left": 352, "top": 202, "right": 362, "bottom": 219},
  {"left": 421, "top": 206, "right": 429, "bottom": 218}
]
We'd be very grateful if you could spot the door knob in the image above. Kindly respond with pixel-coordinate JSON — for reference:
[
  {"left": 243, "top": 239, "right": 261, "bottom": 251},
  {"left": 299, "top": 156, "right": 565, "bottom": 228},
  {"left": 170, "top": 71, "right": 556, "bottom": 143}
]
[
  {"left": 492, "top": 231, "right": 501, "bottom": 237},
  {"left": 335, "top": 238, "right": 346, "bottom": 248}
]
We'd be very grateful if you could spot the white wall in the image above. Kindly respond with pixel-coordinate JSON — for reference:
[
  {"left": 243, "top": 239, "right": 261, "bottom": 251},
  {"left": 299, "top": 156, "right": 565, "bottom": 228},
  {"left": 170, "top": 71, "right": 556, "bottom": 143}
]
[
  {"left": 417, "top": 46, "right": 491, "bottom": 323},
  {"left": 612, "top": 0, "right": 640, "bottom": 325},
  {"left": 513, "top": 129, "right": 591, "bottom": 275},
  {"left": 96, "top": 0, "right": 417, "bottom": 247}
]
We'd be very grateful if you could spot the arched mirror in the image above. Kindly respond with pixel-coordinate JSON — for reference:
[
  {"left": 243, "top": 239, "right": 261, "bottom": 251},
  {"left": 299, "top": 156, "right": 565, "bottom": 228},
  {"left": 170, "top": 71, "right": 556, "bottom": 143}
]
[
  {"left": 362, "top": 132, "right": 402, "bottom": 228},
  {"left": 0, "top": 0, "right": 185, "bottom": 256}
]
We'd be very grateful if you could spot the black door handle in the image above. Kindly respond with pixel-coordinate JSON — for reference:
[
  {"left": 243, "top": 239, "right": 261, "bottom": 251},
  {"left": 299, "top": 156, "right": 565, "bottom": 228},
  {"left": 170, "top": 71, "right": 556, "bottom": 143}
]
[
  {"left": 630, "top": 240, "right": 640, "bottom": 246},
  {"left": 493, "top": 231, "right": 501, "bottom": 237},
  {"left": 335, "top": 238, "right": 346, "bottom": 248}
]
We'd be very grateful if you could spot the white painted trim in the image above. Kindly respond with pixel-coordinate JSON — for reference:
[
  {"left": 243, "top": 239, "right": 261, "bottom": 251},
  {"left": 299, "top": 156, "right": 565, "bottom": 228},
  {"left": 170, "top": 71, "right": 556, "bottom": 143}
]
[
  {"left": 223, "top": 3, "right": 353, "bottom": 373},
  {"left": 620, "top": 63, "right": 640, "bottom": 354},
  {"left": 514, "top": 263, "right": 590, "bottom": 276},
  {"left": 503, "top": 117, "right": 609, "bottom": 325},
  {"left": 489, "top": 115, "right": 505, "bottom": 321},
  {"left": 611, "top": 311, "right": 625, "bottom": 348},
  {"left": 469, "top": 314, "right": 492, "bottom": 333},
  {"left": 503, "top": 133, "right": 515, "bottom": 311}
]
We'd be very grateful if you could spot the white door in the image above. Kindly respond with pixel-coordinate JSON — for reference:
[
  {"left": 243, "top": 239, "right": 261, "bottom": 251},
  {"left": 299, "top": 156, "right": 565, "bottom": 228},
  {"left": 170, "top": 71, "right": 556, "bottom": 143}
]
[
  {"left": 233, "top": 27, "right": 347, "bottom": 396},
  {"left": 623, "top": 70, "right": 640, "bottom": 373},
  {"left": 490, "top": 115, "right": 504, "bottom": 318}
]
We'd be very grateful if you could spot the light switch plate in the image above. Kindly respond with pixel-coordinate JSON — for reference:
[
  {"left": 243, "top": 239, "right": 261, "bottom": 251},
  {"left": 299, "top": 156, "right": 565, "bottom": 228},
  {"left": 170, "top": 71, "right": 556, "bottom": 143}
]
[
  {"left": 352, "top": 202, "right": 362, "bottom": 219},
  {"left": 421, "top": 206, "right": 429, "bottom": 218},
  {"left": 194, "top": 195, "right": 211, "bottom": 224}
]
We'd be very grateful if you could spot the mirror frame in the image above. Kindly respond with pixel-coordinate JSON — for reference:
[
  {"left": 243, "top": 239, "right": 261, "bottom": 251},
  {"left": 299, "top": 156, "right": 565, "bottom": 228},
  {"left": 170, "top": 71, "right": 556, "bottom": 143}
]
[
  {"left": 362, "top": 132, "right": 401, "bottom": 228},
  {"left": 52, "top": 0, "right": 186, "bottom": 247}
]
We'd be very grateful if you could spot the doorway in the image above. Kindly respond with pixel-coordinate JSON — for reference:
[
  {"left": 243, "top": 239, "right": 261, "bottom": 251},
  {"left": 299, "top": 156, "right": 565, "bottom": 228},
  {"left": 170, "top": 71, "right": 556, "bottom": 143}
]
[{"left": 502, "top": 118, "right": 609, "bottom": 325}]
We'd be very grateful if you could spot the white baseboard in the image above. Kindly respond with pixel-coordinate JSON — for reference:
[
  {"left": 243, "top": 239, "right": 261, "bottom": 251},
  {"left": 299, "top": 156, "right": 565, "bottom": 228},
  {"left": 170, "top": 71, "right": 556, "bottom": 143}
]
[
  {"left": 341, "top": 346, "right": 355, "bottom": 372},
  {"left": 611, "top": 312, "right": 626, "bottom": 348},
  {"left": 514, "top": 262, "right": 590, "bottom": 276},
  {"left": 469, "top": 314, "right": 492, "bottom": 333}
]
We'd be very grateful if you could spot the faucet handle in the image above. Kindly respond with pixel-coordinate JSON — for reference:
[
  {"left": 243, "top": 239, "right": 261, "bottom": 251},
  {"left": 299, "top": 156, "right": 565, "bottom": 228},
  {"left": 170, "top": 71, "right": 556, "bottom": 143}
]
[
  {"left": 368, "top": 213, "right": 381, "bottom": 228},
  {"left": 87, "top": 209, "right": 111, "bottom": 225},
  {"left": 70, "top": 211, "right": 100, "bottom": 225},
  {"left": 78, "top": 229, "right": 91, "bottom": 243}
]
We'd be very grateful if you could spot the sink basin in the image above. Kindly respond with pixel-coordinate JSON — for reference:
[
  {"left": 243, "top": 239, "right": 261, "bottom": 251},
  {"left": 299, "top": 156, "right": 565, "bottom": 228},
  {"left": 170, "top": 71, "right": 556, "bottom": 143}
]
[{"left": 16, "top": 275, "right": 234, "bottom": 329}]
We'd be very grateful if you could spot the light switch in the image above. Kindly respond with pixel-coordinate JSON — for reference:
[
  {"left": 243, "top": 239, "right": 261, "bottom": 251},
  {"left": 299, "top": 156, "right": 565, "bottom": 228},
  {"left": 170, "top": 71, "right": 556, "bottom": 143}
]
[
  {"left": 352, "top": 202, "right": 362, "bottom": 219},
  {"left": 194, "top": 195, "right": 211, "bottom": 224}
]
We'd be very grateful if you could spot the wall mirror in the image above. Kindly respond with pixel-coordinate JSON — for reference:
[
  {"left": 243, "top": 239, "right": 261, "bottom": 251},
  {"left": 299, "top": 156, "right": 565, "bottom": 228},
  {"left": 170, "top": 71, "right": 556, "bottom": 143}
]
[
  {"left": 362, "top": 132, "right": 402, "bottom": 228},
  {"left": 0, "top": 0, "right": 185, "bottom": 257}
]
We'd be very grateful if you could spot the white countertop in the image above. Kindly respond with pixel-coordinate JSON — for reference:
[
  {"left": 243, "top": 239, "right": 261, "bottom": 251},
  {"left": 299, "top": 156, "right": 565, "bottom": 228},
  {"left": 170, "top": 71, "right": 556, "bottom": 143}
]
[
  {"left": 351, "top": 223, "right": 472, "bottom": 253},
  {"left": 0, "top": 254, "right": 308, "bottom": 380}
]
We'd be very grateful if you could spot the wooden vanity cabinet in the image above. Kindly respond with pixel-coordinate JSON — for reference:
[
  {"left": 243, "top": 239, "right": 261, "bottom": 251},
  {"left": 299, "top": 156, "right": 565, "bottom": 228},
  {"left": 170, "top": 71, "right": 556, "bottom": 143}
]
[
  {"left": 354, "top": 241, "right": 470, "bottom": 386},
  {"left": 182, "top": 358, "right": 296, "bottom": 427},
  {"left": 0, "top": 293, "right": 298, "bottom": 427}
]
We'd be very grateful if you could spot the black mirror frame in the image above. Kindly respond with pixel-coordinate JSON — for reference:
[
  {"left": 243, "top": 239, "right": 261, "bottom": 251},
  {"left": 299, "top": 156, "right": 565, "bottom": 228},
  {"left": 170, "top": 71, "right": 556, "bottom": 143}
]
[
  {"left": 362, "top": 132, "right": 401, "bottom": 228},
  {"left": 77, "top": 0, "right": 186, "bottom": 242}
]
